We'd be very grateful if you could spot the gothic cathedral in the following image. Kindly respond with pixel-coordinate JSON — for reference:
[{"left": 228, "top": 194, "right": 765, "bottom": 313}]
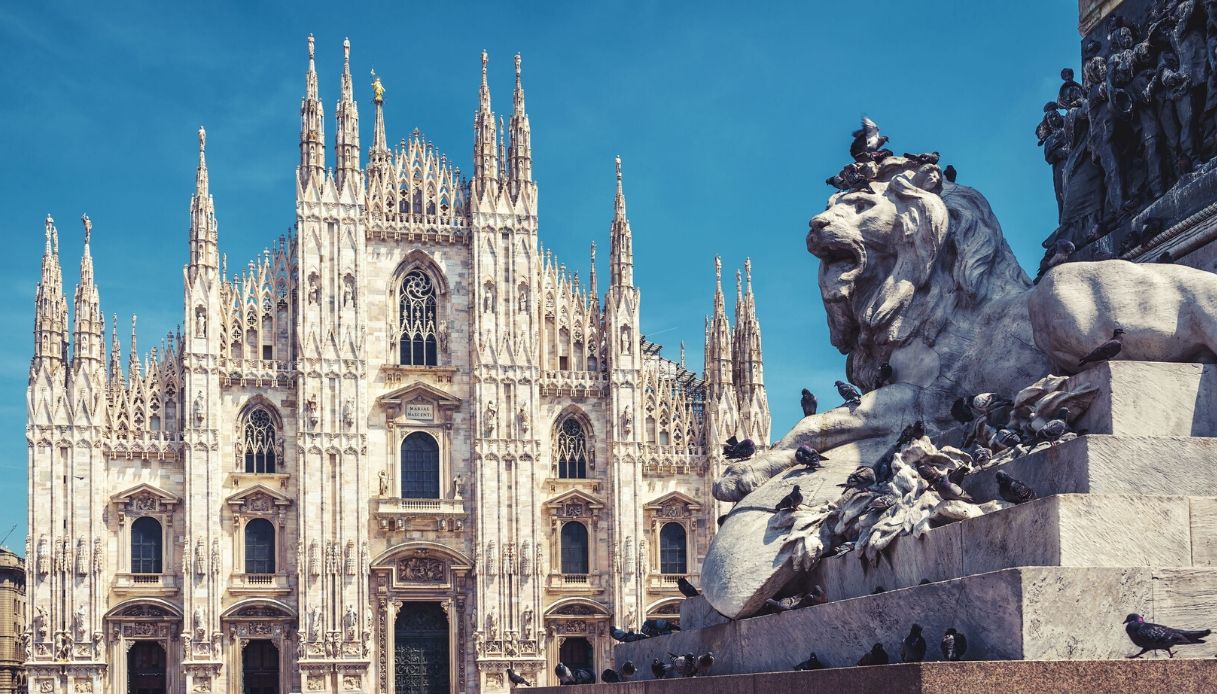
[{"left": 24, "top": 37, "right": 770, "bottom": 693}]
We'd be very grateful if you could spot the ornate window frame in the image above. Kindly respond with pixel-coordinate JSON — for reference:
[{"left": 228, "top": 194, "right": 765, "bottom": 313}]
[
  {"left": 388, "top": 251, "right": 450, "bottom": 367},
  {"left": 224, "top": 484, "right": 292, "bottom": 595},
  {"left": 552, "top": 408, "right": 594, "bottom": 479},
  {"left": 642, "top": 492, "right": 701, "bottom": 589},
  {"left": 543, "top": 491, "right": 605, "bottom": 594},
  {"left": 374, "top": 382, "right": 465, "bottom": 531},
  {"left": 233, "top": 397, "right": 286, "bottom": 474},
  {"left": 110, "top": 484, "right": 181, "bottom": 585}
]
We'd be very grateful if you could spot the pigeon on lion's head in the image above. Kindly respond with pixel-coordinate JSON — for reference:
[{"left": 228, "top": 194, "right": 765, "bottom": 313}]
[{"left": 808, "top": 155, "right": 1030, "bottom": 391}]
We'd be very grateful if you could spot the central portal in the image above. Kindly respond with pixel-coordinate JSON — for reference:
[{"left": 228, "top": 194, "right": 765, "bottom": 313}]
[
  {"left": 242, "top": 639, "right": 279, "bottom": 694},
  {"left": 394, "top": 601, "right": 450, "bottom": 694},
  {"left": 127, "top": 641, "right": 166, "bottom": 694}
]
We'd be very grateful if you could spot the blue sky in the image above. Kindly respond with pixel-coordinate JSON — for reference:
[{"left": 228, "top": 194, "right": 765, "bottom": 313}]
[{"left": 0, "top": 1, "right": 1080, "bottom": 551}]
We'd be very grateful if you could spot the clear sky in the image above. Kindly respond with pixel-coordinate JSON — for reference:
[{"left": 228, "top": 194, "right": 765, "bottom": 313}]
[{"left": 0, "top": 1, "right": 1080, "bottom": 552}]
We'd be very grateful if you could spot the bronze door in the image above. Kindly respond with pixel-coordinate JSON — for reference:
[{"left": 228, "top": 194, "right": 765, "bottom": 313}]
[
  {"left": 242, "top": 639, "right": 279, "bottom": 694},
  {"left": 127, "top": 641, "right": 166, "bottom": 694},
  {"left": 394, "top": 602, "right": 450, "bottom": 694}
]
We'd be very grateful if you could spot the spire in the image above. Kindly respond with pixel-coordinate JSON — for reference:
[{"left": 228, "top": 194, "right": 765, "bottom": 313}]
[
  {"left": 72, "top": 214, "right": 104, "bottom": 370},
  {"left": 299, "top": 34, "right": 326, "bottom": 187},
  {"left": 508, "top": 53, "right": 533, "bottom": 186},
  {"left": 472, "top": 50, "right": 499, "bottom": 188},
  {"left": 128, "top": 314, "right": 139, "bottom": 377},
  {"left": 109, "top": 313, "right": 122, "bottom": 385},
  {"left": 705, "top": 256, "right": 734, "bottom": 391},
  {"left": 370, "top": 69, "right": 387, "bottom": 152},
  {"left": 588, "top": 241, "right": 599, "bottom": 305},
  {"left": 32, "top": 215, "right": 68, "bottom": 372},
  {"left": 189, "top": 127, "right": 219, "bottom": 271},
  {"left": 609, "top": 156, "right": 634, "bottom": 287},
  {"left": 734, "top": 257, "right": 770, "bottom": 445},
  {"left": 335, "top": 37, "right": 362, "bottom": 189}
]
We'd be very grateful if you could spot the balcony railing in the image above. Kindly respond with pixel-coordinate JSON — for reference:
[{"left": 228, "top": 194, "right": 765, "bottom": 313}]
[
  {"left": 114, "top": 573, "right": 179, "bottom": 595},
  {"left": 546, "top": 572, "right": 602, "bottom": 593},
  {"left": 230, "top": 573, "right": 291, "bottom": 595},
  {"left": 374, "top": 496, "right": 467, "bottom": 532}
]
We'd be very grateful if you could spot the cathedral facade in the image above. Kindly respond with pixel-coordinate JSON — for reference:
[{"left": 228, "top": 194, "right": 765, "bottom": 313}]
[{"left": 24, "top": 37, "right": 769, "bottom": 693}]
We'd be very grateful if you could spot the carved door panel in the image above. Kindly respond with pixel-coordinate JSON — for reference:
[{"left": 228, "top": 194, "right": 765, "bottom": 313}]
[
  {"left": 242, "top": 639, "right": 279, "bottom": 694},
  {"left": 394, "top": 602, "right": 450, "bottom": 694},
  {"left": 127, "top": 641, "right": 166, "bottom": 694}
]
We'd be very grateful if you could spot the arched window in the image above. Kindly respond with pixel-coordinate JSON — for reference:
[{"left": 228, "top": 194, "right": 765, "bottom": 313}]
[
  {"left": 556, "top": 418, "right": 588, "bottom": 479},
  {"left": 401, "top": 432, "right": 440, "bottom": 499},
  {"left": 131, "top": 517, "right": 163, "bottom": 574},
  {"left": 241, "top": 407, "right": 278, "bottom": 473},
  {"left": 244, "top": 519, "right": 276, "bottom": 574},
  {"left": 398, "top": 270, "right": 438, "bottom": 366},
  {"left": 560, "top": 521, "right": 589, "bottom": 574},
  {"left": 660, "top": 522, "right": 688, "bottom": 575}
]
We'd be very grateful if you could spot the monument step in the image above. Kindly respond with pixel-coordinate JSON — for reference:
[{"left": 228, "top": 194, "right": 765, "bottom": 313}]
[
  {"left": 530, "top": 659, "right": 1217, "bottom": 694},
  {"left": 617, "top": 566, "right": 1217, "bottom": 679},
  {"left": 1069, "top": 361, "right": 1217, "bottom": 439}
]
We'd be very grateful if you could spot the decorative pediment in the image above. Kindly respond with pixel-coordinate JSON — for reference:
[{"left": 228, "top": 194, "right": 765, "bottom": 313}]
[
  {"left": 378, "top": 381, "right": 462, "bottom": 422},
  {"left": 222, "top": 599, "right": 296, "bottom": 621},
  {"left": 224, "top": 484, "right": 292, "bottom": 514},
  {"left": 544, "top": 490, "right": 605, "bottom": 519},
  {"left": 110, "top": 483, "right": 181, "bottom": 515},
  {"left": 643, "top": 491, "right": 701, "bottom": 519},
  {"left": 105, "top": 598, "right": 183, "bottom": 621},
  {"left": 544, "top": 598, "right": 609, "bottom": 618}
]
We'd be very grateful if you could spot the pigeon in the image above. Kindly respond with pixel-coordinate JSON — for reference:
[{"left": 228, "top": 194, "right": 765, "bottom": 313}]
[
  {"left": 901, "top": 623, "right": 927, "bottom": 663},
  {"left": 836, "top": 380, "right": 862, "bottom": 404},
  {"left": 620, "top": 661, "right": 637, "bottom": 678},
  {"left": 850, "top": 116, "right": 888, "bottom": 161},
  {"left": 1037, "top": 408, "right": 1070, "bottom": 447},
  {"left": 610, "top": 625, "right": 630, "bottom": 642},
  {"left": 874, "top": 453, "right": 894, "bottom": 484},
  {"left": 969, "top": 445, "right": 993, "bottom": 465},
  {"left": 876, "top": 362, "right": 893, "bottom": 388},
  {"left": 677, "top": 576, "right": 700, "bottom": 598},
  {"left": 601, "top": 668, "right": 620, "bottom": 683},
  {"left": 940, "top": 628, "right": 968, "bottom": 661},
  {"left": 775, "top": 484, "right": 803, "bottom": 512},
  {"left": 794, "top": 445, "right": 829, "bottom": 470},
  {"left": 696, "top": 652, "right": 715, "bottom": 674},
  {"left": 555, "top": 662, "right": 574, "bottom": 684},
  {"left": 989, "top": 428, "right": 1021, "bottom": 451},
  {"left": 808, "top": 584, "right": 828, "bottom": 605},
  {"left": 837, "top": 466, "right": 876, "bottom": 490},
  {"left": 570, "top": 668, "right": 596, "bottom": 685},
  {"left": 951, "top": 396, "right": 975, "bottom": 425},
  {"left": 670, "top": 653, "right": 697, "bottom": 677},
  {"left": 897, "top": 420, "right": 927, "bottom": 446},
  {"left": 1124, "top": 613, "right": 1210, "bottom": 658},
  {"left": 872, "top": 586, "right": 887, "bottom": 594},
  {"left": 1078, "top": 327, "right": 1125, "bottom": 367},
  {"left": 930, "top": 471, "right": 975, "bottom": 503},
  {"left": 857, "top": 643, "right": 890, "bottom": 666},
  {"left": 828, "top": 541, "right": 855, "bottom": 557},
  {"left": 716, "top": 514, "right": 728, "bottom": 527},
  {"left": 765, "top": 591, "right": 824, "bottom": 612},
  {"left": 919, "top": 578, "right": 932, "bottom": 585},
  {"left": 650, "top": 658, "right": 668, "bottom": 679},
  {"left": 722, "top": 435, "right": 757, "bottom": 461},
  {"left": 944, "top": 164, "right": 957, "bottom": 182},
  {"left": 794, "top": 651, "right": 826, "bottom": 670},
  {"left": 1042, "top": 239, "right": 1076, "bottom": 273},
  {"left": 995, "top": 470, "right": 1036, "bottom": 505},
  {"left": 506, "top": 667, "right": 532, "bottom": 686},
  {"left": 867, "top": 493, "right": 897, "bottom": 513},
  {"left": 641, "top": 619, "right": 680, "bottom": 637},
  {"left": 800, "top": 388, "right": 818, "bottom": 416}
]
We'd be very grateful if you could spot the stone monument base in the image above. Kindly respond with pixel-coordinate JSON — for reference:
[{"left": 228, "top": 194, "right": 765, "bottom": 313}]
[{"left": 527, "top": 660, "right": 1217, "bottom": 693}]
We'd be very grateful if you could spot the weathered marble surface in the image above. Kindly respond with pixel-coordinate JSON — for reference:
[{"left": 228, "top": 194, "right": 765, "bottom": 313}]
[
  {"left": 614, "top": 567, "right": 1217, "bottom": 678},
  {"left": 1070, "top": 361, "right": 1217, "bottom": 438}
]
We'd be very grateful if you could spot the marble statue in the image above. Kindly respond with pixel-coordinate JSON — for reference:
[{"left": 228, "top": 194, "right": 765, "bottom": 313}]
[{"left": 703, "top": 128, "right": 1217, "bottom": 618}]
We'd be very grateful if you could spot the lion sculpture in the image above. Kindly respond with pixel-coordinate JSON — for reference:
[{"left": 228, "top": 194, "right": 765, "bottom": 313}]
[{"left": 701, "top": 148, "right": 1217, "bottom": 618}]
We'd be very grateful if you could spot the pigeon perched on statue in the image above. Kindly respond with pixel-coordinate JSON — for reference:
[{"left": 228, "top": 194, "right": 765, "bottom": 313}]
[
  {"left": 896, "top": 420, "right": 926, "bottom": 446},
  {"left": 876, "top": 362, "right": 893, "bottom": 388},
  {"left": 989, "top": 428, "right": 1021, "bottom": 451},
  {"left": 620, "top": 661, "right": 637, "bottom": 678},
  {"left": 696, "top": 652, "right": 715, "bottom": 674},
  {"left": 837, "top": 466, "right": 876, "bottom": 490},
  {"left": 1123, "top": 613, "right": 1210, "bottom": 658},
  {"left": 722, "top": 435, "right": 756, "bottom": 461},
  {"left": 944, "top": 164, "right": 957, "bottom": 182},
  {"left": 794, "top": 651, "right": 827, "bottom": 670},
  {"left": 670, "top": 653, "right": 697, "bottom": 677},
  {"left": 867, "top": 493, "right": 897, "bottom": 513},
  {"left": 794, "top": 445, "right": 828, "bottom": 470},
  {"left": 764, "top": 589, "right": 825, "bottom": 613},
  {"left": 677, "top": 576, "right": 700, "bottom": 598},
  {"left": 951, "top": 396, "right": 975, "bottom": 425},
  {"left": 641, "top": 619, "right": 680, "bottom": 637},
  {"left": 940, "top": 628, "right": 968, "bottom": 661},
  {"left": 774, "top": 484, "right": 803, "bottom": 512},
  {"left": 601, "top": 668, "right": 621, "bottom": 683},
  {"left": 506, "top": 667, "right": 531, "bottom": 686},
  {"left": 610, "top": 625, "right": 646, "bottom": 643},
  {"left": 554, "top": 662, "right": 574, "bottom": 684},
  {"left": 995, "top": 470, "right": 1036, "bottom": 505},
  {"left": 836, "top": 380, "right": 862, "bottom": 405},
  {"left": 800, "top": 388, "right": 818, "bottom": 416},
  {"left": 1078, "top": 328, "right": 1125, "bottom": 367},
  {"left": 901, "top": 624, "right": 927, "bottom": 663},
  {"left": 650, "top": 658, "right": 670, "bottom": 679},
  {"left": 1040, "top": 239, "right": 1076, "bottom": 275},
  {"left": 857, "top": 643, "right": 890, "bottom": 666},
  {"left": 850, "top": 116, "right": 889, "bottom": 161}
]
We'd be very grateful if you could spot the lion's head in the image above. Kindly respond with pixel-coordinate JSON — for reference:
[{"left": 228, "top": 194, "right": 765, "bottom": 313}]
[{"left": 808, "top": 155, "right": 1030, "bottom": 388}]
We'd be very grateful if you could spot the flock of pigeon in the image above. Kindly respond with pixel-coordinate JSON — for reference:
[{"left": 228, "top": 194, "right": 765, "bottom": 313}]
[{"left": 502, "top": 325, "right": 1205, "bottom": 687}]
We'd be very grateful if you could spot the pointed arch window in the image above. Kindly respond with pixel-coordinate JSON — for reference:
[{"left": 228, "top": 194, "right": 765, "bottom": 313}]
[
  {"left": 244, "top": 518, "right": 276, "bottom": 574},
  {"left": 398, "top": 270, "right": 438, "bottom": 366},
  {"left": 131, "top": 517, "right": 163, "bottom": 574},
  {"left": 401, "top": 432, "right": 440, "bottom": 499},
  {"left": 560, "top": 521, "right": 589, "bottom": 574},
  {"left": 660, "top": 522, "right": 688, "bottom": 575},
  {"left": 556, "top": 417, "right": 589, "bottom": 479},
  {"left": 241, "top": 407, "right": 278, "bottom": 473}
]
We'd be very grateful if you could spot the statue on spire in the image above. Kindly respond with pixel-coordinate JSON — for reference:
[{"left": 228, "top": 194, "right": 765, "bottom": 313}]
[
  {"left": 370, "top": 69, "right": 384, "bottom": 104},
  {"left": 81, "top": 214, "right": 92, "bottom": 246}
]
